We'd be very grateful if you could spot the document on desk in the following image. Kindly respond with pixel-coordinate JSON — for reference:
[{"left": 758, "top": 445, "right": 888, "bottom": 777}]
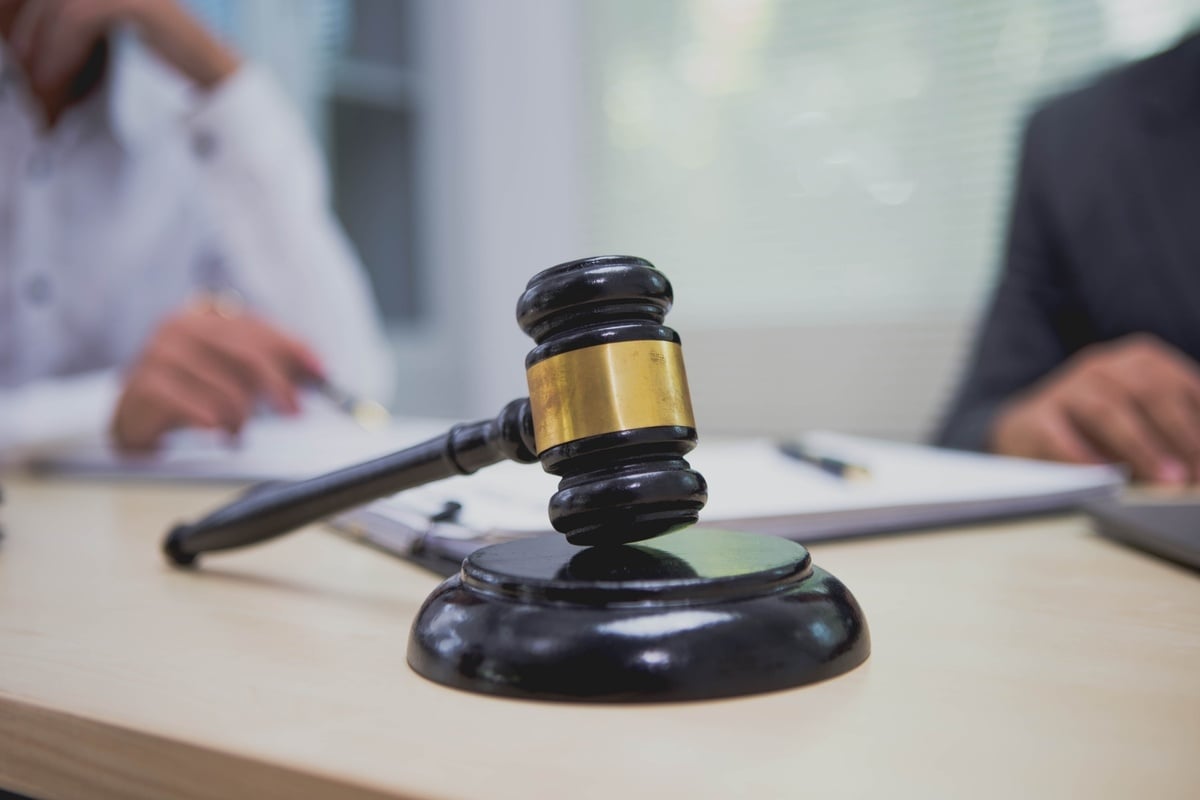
[
  {"left": 29, "top": 403, "right": 451, "bottom": 482},
  {"left": 329, "top": 431, "right": 1126, "bottom": 569}
]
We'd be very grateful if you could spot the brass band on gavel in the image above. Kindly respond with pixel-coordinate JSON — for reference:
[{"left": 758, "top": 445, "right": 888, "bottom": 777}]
[{"left": 526, "top": 339, "right": 696, "bottom": 454}]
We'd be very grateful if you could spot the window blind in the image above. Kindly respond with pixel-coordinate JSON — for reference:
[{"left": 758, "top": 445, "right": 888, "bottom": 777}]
[{"left": 581, "top": 0, "right": 1199, "bottom": 327}]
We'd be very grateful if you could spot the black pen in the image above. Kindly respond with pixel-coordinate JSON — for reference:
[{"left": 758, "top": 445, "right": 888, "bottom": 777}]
[{"left": 778, "top": 442, "right": 872, "bottom": 481}]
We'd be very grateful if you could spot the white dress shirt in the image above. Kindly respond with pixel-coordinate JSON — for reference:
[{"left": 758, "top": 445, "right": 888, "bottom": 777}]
[{"left": 0, "top": 33, "right": 393, "bottom": 456}]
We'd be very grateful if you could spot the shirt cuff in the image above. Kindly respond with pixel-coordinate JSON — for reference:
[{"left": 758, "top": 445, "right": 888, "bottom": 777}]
[{"left": 0, "top": 370, "right": 122, "bottom": 463}]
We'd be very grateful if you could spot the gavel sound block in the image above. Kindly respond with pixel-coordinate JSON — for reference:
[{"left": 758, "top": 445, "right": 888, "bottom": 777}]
[{"left": 164, "top": 256, "right": 870, "bottom": 702}]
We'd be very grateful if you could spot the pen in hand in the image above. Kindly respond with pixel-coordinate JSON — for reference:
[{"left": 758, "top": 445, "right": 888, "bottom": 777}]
[
  {"left": 314, "top": 379, "right": 392, "bottom": 431},
  {"left": 778, "top": 442, "right": 871, "bottom": 481},
  {"left": 188, "top": 289, "right": 392, "bottom": 432}
]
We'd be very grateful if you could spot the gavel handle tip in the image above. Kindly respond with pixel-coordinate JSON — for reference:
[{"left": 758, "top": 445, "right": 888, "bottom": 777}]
[{"left": 164, "top": 525, "right": 198, "bottom": 567}]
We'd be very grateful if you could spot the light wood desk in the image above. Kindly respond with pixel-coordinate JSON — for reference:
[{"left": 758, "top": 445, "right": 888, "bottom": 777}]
[{"left": 0, "top": 476, "right": 1197, "bottom": 800}]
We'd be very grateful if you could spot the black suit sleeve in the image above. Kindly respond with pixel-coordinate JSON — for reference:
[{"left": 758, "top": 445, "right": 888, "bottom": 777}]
[{"left": 935, "top": 105, "right": 1083, "bottom": 450}]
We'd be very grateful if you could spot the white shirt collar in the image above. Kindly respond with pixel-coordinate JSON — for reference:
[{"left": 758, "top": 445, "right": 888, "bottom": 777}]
[
  {"left": 106, "top": 29, "right": 195, "bottom": 151},
  {"left": 105, "top": 29, "right": 193, "bottom": 152},
  {"left": 0, "top": 29, "right": 192, "bottom": 152}
]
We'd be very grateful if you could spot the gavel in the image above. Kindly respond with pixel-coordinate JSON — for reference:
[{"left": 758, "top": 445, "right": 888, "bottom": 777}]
[
  {"left": 164, "top": 255, "right": 870, "bottom": 704},
  {"left": 165, "top": 255, "right": 708, "bottom": 563}
]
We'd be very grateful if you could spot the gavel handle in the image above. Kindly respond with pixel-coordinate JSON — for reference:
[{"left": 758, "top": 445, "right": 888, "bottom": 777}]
[{"left": 163, "top": 398, "right": 537, "bottom": 566}]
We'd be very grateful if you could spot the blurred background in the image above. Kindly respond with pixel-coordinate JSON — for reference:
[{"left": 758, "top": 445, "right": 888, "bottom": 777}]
[{"left": 184, "top": 0, "right": 1200, "bottom": 441}]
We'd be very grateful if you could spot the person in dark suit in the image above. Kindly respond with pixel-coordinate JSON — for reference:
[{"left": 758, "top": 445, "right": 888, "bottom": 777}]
[{"left": 937, "top": 31, "right": 1200, "bottom": 485}]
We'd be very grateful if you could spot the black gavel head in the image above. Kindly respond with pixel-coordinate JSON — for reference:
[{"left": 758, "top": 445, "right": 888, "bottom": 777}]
[{"left": 516, "top": 255, "right": 707, "bottom": 547}]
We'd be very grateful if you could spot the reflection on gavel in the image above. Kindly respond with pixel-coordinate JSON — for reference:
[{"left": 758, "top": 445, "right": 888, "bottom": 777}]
[{"left": 164, "top": 255, "right": 709, "bottom": 565}]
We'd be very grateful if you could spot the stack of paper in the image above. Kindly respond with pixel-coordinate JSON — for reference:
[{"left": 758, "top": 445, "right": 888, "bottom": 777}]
[
  {"left": 30, "top": 404, "right": 449, "bottom": 482},
  {"left": 30, "top": 410, "right": 1124, "bottom": 566},
  {"left": 330, "top": 431, "right": 1125, "bottom": 563}
]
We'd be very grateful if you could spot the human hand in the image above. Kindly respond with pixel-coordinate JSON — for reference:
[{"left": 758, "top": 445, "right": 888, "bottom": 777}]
[
  {"left": 111, "top": 300, "right": 325, "bottom": 452},
  {"left": 7, "top": 0, "right": 238, "bottom": 93},
  {"left": 991, "top": 334, "right": 1200, "bottom": 485}
]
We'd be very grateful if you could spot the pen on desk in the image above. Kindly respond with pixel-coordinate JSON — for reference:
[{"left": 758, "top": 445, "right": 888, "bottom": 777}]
[
  {"left": 778, "top": 442, "right": 871, "bottom": 481},
  {"left": 314, "top": 379, "right": 392, "bottom": 430}
]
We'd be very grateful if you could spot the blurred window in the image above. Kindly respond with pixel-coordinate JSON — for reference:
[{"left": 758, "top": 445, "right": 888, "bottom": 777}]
[
  {"left": 183, "top": 0, "right": 420, "bottom": 324},
  {"left": 581, "top": 0, "right": 1200, "bottom": 327}
]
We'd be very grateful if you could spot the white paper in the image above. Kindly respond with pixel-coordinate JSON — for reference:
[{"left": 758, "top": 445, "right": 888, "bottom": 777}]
[
  {"left": 31, "top": 397, "right": 451, "bottom": 483},
  {"left": 35, "top": 414, "right": 1125, "bottom": 549},
  {"left": 334, "top": 432, "right": 1126, "bottom": 551}
]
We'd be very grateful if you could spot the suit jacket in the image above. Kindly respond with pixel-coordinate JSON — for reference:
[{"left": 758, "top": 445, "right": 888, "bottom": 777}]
[{"left": 936, "top": 32, "right": 1200, "bottom": 450}]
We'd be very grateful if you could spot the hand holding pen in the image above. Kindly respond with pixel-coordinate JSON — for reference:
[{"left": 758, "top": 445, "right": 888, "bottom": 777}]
[
  {"left": 196, "top": 290, "right": 392, "bottom": 429},
  {"left": 111, "top": 293, "right": 328, "bottom": 451}
]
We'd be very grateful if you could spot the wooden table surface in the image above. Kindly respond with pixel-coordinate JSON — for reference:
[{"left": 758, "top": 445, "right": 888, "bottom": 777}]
[{"left": 1, "top": 475, "right": 1197, "bottom": 800}]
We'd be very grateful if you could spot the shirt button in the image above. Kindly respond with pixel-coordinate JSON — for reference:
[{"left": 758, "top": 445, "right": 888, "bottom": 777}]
[
  {"left": 192, "top": 129, "right": 218, "bottom": 160},
  {"left": 25, "top": 274, "right": 53, "bottom": 305}
]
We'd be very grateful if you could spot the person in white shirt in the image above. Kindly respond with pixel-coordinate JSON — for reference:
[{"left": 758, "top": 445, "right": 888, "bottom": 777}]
[{"left": 0, "top": 0, "right": 393, "bottom": 455}]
